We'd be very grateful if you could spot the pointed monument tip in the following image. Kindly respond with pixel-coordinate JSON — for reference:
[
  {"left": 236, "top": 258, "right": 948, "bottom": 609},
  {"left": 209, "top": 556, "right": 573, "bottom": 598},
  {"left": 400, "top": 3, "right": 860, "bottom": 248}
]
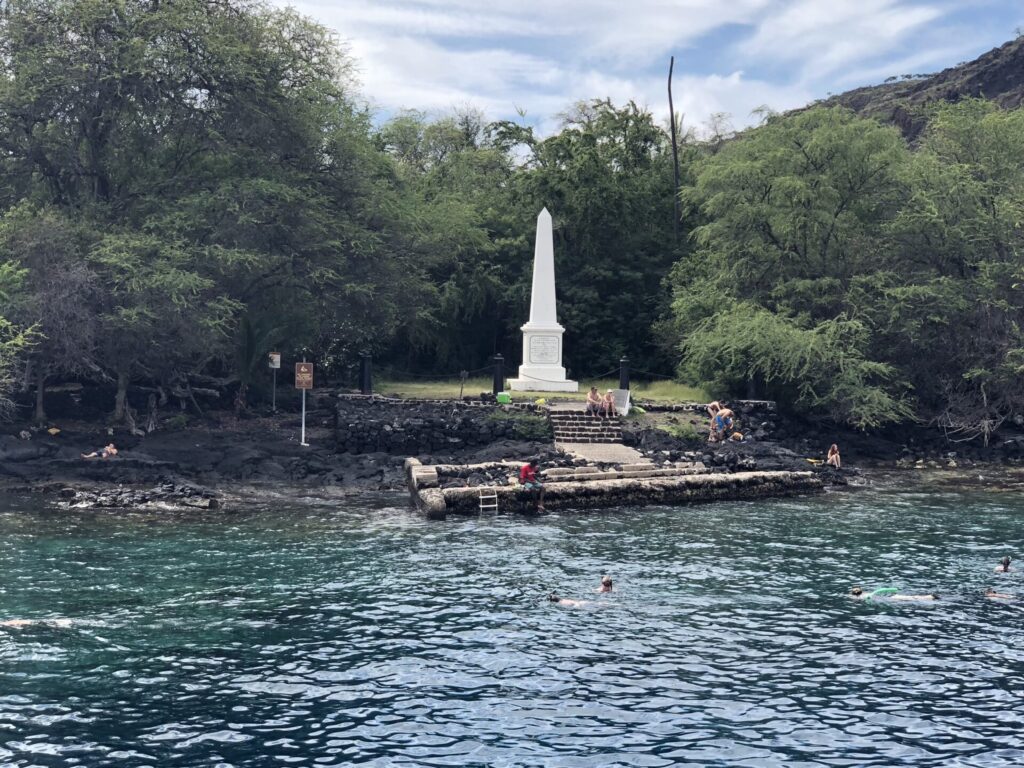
[{"left": 538, "top": 207, "right": 551, "bottom": 218}]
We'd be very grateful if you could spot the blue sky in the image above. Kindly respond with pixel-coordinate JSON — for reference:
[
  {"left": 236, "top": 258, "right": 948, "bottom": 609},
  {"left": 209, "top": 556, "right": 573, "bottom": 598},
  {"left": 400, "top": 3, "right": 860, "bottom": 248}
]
[{"left": 278, "top": 0, "right": 1024, "bottom": 134}]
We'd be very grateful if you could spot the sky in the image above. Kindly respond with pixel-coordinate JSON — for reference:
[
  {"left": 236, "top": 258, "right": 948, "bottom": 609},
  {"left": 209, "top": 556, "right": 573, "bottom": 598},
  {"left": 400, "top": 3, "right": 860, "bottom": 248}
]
[{"left": 277, "top": 0, "right": 1024, "bottom": 135}]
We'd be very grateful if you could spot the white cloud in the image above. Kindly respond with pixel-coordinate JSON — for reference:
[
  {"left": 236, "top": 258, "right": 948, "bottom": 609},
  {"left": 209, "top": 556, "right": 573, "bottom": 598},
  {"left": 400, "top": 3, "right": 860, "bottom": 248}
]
[
  {"left": 274, "top": 0, "right": 992, "bottom": 133},
  {"left": 743, "top": 0, "right": 944, "bottom": 78}
]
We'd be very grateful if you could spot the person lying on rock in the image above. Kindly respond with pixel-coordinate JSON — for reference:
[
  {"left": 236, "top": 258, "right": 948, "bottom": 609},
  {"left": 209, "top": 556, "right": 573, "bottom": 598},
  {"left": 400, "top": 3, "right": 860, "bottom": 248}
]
[
  {"left": 81, "top": 443, "right": 118, "bottom": 459},
  {"left": 519, "top": 459, "right": 545, "bottom": 511},
  {"left": 586, "top": 386, "right": 602, "bottom": 416},
  {"left": 995, "top": 556, "right": 1012, "bottom": 573}
]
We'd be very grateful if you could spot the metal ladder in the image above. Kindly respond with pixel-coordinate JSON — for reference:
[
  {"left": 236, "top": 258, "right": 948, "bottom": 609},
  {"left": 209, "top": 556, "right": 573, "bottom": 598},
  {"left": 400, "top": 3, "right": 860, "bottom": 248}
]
[{"left": 478, "top": 489, "right": 498, "bottom": 514}]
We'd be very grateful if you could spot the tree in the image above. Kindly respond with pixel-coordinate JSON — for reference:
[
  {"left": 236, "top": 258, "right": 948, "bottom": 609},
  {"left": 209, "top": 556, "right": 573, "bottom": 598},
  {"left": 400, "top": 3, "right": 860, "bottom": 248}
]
[
  {"left": 0, "top": 206, "right": 97, "bottom": 422},
  {"left": 668, "top": 107, "right": 913, "bottom": 426},
  {"left": 884, "top": 100, "right": 1024, "bottom": 440},
  {"left": 0, "top": 0, "right": 429, "bottom": 413},
  {"left": 0, "top": 260, "right": 32, "bottom": 419}
]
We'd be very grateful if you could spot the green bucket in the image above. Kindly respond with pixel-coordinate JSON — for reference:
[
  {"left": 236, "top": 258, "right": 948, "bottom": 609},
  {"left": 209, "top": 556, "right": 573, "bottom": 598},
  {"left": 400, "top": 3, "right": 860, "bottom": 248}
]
[{"left": 496, "top": 392, "right": 512, "bottom": 404}]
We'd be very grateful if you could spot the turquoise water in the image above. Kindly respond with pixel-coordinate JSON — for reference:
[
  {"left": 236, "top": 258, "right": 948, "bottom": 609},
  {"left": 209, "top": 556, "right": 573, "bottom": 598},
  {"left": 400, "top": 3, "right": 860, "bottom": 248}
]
[{"left": 1, "top": 488, "right": 1023, "bottom": 766}]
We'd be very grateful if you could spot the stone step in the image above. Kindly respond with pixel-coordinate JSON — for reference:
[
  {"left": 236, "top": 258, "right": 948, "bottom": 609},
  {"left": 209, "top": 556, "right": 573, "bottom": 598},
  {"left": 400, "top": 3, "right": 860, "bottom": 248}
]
[
  {"left": 550, "top": 436, "right": 624, "bottom": 444},
  {"left": 553, "top": 423, "right": 622, "bottom": 430},
  {"left": 548, "top": 415, "right": 621, "bottom": 424},
  {"left": 552, "top": 428, "right": 623, "bottom": 437},
  {"left": 553, "top": 436, "right": 623, "bottom": 443}
]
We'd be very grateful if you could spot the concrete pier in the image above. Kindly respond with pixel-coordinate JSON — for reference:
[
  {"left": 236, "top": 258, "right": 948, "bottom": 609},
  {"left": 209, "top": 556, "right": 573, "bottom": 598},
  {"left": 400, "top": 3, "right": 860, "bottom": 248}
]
[{"left": 405, "top": 458, "right": 823, "bottom": 519}]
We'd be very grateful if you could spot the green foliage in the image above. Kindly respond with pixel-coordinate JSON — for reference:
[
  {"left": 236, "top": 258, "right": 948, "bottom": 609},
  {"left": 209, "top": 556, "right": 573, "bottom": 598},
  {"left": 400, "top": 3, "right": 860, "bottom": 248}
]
[
  {"left": 657, "top": 422, "right": 700, "bottom": 441},
  {"left": 1, "top": 0, "right": 1020, "bottom": 442},
  {"left": 669, "top": 101, "right": 1024, "bottom": 435},
  {"left": 485, "top": 409, "right": 552, "bottom": 441},
  {"left": 683, "top": 304, "right": 912, "bottom": 428}
]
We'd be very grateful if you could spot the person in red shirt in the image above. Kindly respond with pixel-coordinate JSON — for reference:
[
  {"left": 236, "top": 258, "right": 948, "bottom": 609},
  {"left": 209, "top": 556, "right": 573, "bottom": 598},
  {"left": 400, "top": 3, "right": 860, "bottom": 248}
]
[{"left": 519, "top": 459, "right": 545, "bottom": 511}]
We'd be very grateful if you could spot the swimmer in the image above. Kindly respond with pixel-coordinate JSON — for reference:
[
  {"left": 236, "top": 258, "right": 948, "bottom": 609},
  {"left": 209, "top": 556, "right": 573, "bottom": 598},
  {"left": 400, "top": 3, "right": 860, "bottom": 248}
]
[
  {"left": 548, "top": 594, "right": 590, "bottom": 608},
  {"left": 596, "top": 575, "right": 613, "bottom": 593},
  {"left": 995, "top": 556, "right": 1012, "bottom": 573},
  {"left": 0, "top": 618, "right": 73, "bottom": 628},
  {"left": 889, "top": 593, "right": 939, "bottom": 601},
  {"left": 986, "top": 588, "right": 1014, "bottom": 599},
  {"left": 850, "top": 587, "right": 938, "bottom": 601}
]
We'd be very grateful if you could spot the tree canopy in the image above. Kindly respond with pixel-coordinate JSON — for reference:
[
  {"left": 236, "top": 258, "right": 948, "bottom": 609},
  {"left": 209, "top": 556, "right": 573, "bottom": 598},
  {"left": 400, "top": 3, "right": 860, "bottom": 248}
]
[{"left": 1, "top": 0, "right": 1023, "bottom": 441}]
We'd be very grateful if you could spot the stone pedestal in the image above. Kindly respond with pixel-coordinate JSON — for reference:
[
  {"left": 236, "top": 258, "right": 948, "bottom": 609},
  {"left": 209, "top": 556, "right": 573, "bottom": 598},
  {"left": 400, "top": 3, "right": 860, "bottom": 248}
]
[{"left": 509, "top": 208, "right": 578, "bottom": 392}]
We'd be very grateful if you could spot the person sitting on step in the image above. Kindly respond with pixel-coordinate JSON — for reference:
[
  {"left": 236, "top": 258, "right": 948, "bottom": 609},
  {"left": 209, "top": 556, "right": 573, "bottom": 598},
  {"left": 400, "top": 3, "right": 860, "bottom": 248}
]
[
  {"left": 586, "top": 386, "right": 602, "bottom": 416},
  {"left": 601, "top": 389, "right": 617, "bottom": 418}
]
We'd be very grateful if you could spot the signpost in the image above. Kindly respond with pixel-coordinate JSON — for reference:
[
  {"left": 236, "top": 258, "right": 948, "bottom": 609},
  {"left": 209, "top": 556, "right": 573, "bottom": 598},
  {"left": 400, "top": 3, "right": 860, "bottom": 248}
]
[
  {"left": 268, "top": 352, "right": 281, "bottom": 412},
  {"left": 295, "top": 361, "right": 313, "bottom": 446}
]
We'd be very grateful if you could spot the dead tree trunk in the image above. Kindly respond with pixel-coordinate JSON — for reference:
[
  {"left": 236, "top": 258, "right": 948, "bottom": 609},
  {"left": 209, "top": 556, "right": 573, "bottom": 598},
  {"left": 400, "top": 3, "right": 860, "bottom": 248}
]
[
  {"left": 34, "top": 365, "right": 46, "bottom": 424},
  {"left": 113, "top": 370, "right": 129, "bottom": 423}
]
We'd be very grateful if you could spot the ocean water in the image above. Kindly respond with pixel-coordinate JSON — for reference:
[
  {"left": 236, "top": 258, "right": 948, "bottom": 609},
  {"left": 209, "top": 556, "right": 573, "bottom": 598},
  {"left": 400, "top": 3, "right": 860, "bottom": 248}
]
[{"left": 1, "top": 487, "right": 1023, "bottom": 767}]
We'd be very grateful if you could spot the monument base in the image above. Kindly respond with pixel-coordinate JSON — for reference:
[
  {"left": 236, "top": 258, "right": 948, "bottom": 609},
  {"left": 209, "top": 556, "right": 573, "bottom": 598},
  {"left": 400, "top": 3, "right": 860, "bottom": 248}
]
[
  {"left": 509, "top": 374, "right": 579, "bottom": 392},
  {"left": 512, "top": 320, "right": 577, "bottom": 392}
]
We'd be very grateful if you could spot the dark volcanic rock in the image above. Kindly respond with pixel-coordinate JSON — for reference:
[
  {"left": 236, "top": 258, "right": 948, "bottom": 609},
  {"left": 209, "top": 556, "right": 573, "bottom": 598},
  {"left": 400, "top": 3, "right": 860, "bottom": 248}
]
[{"left": 821, "top": 36, "right": 1024, "bottom": 139}]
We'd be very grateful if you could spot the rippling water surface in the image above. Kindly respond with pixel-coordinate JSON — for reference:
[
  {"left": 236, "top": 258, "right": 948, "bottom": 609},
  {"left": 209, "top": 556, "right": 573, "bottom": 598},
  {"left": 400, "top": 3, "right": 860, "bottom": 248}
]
[{"left": 2, "top": 487, "right": 1024, "bottom": 766}]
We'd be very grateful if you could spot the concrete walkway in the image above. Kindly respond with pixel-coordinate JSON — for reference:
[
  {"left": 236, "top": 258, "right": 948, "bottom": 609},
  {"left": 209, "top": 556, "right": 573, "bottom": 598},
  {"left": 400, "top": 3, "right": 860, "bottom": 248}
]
[{"left": 555, "top": 442, "right": 649, "bottom": 463}]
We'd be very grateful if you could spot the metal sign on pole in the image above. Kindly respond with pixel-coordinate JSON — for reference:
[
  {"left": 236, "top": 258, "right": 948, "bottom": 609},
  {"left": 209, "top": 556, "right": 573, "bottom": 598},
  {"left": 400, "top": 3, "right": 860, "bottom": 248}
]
[
  {"left": 269, "top": 352, "right": 281, "bottom": 412},
  {"left": 295, "top": 361, "right": 313, "bottom": 446}
]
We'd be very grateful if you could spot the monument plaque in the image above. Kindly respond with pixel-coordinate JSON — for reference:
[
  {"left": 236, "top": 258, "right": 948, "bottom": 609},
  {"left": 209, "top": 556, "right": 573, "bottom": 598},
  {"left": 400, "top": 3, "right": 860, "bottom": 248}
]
[{"left": 529, "top": 335, "right": 559, "bottom": 364}]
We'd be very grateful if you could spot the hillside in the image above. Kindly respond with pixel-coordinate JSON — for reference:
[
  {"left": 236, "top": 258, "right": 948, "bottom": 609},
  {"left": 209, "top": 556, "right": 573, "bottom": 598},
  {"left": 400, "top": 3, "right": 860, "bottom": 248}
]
[{"left": 823, "top": 35, "right": 1024, "bottom": 138}]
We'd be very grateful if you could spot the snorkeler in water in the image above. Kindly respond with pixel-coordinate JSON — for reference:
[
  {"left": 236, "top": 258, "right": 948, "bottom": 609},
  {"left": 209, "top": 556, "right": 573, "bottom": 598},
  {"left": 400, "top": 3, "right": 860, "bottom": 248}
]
[
  {"left": 850, "top": 587, "right": 938, "bottom": 601},
  {"left": 596, "top": 575, "right": 613, "bottom": 593},
  {"left": 985, "top": 588, "right": 1014, "bottom": 600},
  {"left": 548, "top": 594, "right": 590, "bottom": 608},
  {"left": 995, "top": 556, "right": 1012, "bottom": 573},
  {"left": 0, "top": 618, "right": 73, "bottom": 628}
]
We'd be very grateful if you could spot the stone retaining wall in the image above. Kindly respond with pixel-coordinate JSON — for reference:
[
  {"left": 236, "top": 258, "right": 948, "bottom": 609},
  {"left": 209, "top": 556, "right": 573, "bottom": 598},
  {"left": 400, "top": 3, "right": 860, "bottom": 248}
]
[{"left": 335, "top": 397, "right": 551, "bottom": 455}]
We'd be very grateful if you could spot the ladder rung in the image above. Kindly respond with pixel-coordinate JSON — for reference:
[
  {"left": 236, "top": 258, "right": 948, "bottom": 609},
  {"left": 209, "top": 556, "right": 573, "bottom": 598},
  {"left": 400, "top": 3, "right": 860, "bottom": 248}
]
[{"left": 479, "top": 489, "right": 499, "bottom": 513}]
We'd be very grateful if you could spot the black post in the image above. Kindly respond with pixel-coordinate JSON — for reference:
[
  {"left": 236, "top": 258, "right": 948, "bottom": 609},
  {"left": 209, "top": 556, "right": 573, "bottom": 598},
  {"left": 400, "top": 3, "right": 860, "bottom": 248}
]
[
  {"left": 360, "top": 354, "right": 372, "bottom": 395},
  {"left": 492, "top": 354, "right": 504, "bottom": 396},
  {"left": 619, "top": 357, "right": 630, "bottom": 390}
]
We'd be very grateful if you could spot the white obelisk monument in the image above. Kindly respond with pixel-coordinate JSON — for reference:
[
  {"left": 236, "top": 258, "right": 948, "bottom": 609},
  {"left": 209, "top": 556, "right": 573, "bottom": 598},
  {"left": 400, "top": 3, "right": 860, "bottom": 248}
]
[{"left": 509, "top": 208, "right": 578, "bottom": 392}]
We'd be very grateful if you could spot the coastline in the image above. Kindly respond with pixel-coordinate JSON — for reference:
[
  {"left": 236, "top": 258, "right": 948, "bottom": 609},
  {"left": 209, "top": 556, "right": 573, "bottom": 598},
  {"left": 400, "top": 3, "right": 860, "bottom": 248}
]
[{"left": 3, "top": 402, "right": 1022, "bottom": 511}]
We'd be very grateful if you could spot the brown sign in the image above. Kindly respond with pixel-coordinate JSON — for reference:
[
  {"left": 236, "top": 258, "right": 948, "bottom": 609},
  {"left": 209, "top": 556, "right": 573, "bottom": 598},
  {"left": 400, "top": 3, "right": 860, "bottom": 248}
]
[{"left": 295, "top": 362, "right": 313, "bottom": 390}]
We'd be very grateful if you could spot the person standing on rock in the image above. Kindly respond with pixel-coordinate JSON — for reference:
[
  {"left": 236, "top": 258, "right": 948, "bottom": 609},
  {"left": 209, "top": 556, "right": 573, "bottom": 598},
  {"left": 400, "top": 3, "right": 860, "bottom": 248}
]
[{"left": 519, "top": 459, "right": 545, "bottom": 511}]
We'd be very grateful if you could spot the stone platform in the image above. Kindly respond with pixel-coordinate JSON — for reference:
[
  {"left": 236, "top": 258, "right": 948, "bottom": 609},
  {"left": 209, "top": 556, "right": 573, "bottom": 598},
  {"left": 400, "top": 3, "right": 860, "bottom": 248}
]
[
  {"left": 405, "top": 457, "right": 823, "bottom": 519},
  {"left": 556, "top": 442, "right": 645, "bottom": 463}
]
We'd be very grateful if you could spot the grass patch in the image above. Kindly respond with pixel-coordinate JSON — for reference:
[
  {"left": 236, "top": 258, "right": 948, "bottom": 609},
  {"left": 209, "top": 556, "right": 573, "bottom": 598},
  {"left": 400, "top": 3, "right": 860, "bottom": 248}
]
[
  {"left": 657, "top": 422, "right": 701, "bottom": 441},
  {"left": 375, "top": 377, "right": 709, "bottom": 403},
  {"left": 485, "top": 410, "right": 551, "bottom": 440}
]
